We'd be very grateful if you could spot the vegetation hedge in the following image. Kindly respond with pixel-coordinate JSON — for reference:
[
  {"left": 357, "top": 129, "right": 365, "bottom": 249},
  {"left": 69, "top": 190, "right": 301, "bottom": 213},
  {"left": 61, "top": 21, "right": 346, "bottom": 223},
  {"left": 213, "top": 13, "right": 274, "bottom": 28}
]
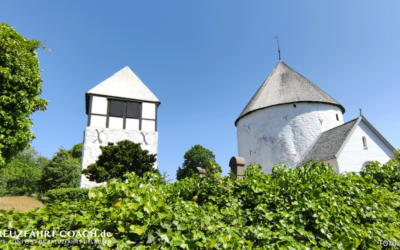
[
  {"left": 1, "top": 160, "right": 400, "bottom": 249},
  {"left": 45, "top": 188, "right": 89, "bottom": 204}
]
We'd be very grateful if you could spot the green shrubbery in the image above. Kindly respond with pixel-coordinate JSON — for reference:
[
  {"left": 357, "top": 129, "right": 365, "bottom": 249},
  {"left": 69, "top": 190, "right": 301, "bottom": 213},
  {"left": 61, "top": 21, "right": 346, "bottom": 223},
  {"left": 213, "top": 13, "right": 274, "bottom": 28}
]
[
  {"left": 82, "top": 140, "right": 158, "bottom": 183},
  {"left": 46, "top": 188, "right": 89, "bottom": 204},
  {"left": 1, "top": 159, "right": 400, "bottom": 249},
  {"left": 0, "top": 144, "right": 83, "bottom": 197}
]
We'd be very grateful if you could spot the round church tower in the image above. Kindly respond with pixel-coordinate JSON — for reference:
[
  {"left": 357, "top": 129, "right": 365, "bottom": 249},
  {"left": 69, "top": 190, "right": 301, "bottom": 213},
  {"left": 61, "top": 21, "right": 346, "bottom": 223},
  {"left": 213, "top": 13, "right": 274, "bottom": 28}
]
[{"left": 236, "top": 61, "right": 345, "bottom": 174}]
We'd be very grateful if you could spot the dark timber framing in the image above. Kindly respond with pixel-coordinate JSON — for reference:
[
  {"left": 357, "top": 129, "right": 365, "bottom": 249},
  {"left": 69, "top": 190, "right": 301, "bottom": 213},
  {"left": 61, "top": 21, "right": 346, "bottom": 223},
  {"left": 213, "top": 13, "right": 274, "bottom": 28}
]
[
  {"left": 139, "top": 102, "right": 142, "bottom": 130},
  {"left": 87, "top": 95, "right": 93, "bottom": 126},
  {"left": 155, "top": 104, "right": 158, "bottom": 131},
  {"left": 87, "top": 94, "right": 158, "bottom": 131},
  {"left": 106, "top": 100, "right": 110, "bottom": 128},
  {"left": 123, "top": 102, "right": 127, "bottom": 129}
]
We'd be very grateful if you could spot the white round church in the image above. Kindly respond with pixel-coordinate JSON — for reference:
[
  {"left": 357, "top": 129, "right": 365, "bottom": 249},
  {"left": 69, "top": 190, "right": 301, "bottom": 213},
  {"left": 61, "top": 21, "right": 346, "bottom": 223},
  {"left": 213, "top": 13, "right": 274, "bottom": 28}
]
[{"left": 235, "top": 61, "right": 395, "bottom": 174}]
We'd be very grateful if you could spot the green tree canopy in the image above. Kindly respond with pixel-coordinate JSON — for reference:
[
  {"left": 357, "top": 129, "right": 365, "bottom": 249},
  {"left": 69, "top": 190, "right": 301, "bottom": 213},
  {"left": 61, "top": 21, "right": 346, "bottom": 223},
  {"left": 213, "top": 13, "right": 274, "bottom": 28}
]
[
  {"left": 0, "top": 23, "right": 49, "bottom": 168},
  {"left": 67, "top": 142, "right": 82, "bottom": 163},
  {"left": 82, "top": 140, "right": 158, "bottom": 183},
  {"left": 37, "top": 148, "right": 81, "bottom": 194},
  {"left": 0, "top": 148, "right": 48, "bottom": 196},
  {"left": 176, "top": 144, "right": 222, "bottom": 180}
]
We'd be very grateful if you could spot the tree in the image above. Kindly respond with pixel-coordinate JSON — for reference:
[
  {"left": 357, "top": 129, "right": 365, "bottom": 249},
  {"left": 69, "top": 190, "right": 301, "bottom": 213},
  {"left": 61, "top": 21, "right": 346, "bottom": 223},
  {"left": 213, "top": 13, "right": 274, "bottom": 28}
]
[
  {"left": 176, "top": 144, "right": 222, "bottom": 180},
  {"left": 67, "top": 142, "right": 82, "bottom": 164},
  {"left": 82, "top": 140, "right": 157, "bottom": 183},
  {"left": 0, "top": 23, "right": 49, "bottom": 168},
  {"left": 37, "top": 148, "right": 81, "bottom": 194},
  {"left": 0, "top": 148, "right": 48, "bottom": 196},
  {"left": 161, "top": 170, "right": 173, "bottom": 184},
  {"left": 394, "top": 149, "right": 400, "bottom": 162}
]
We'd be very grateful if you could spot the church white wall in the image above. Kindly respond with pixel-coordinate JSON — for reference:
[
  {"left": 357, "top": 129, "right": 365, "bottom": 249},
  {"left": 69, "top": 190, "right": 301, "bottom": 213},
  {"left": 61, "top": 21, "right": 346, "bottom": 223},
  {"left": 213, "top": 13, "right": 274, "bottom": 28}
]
[
  {"left": 237, "top": 103, "right": 343, "bottom": 174},
  {"left": 91, "top": 96, "right": 108, "bottom": 115},
  {"left": 142, "top": 120, "right": 155, "bottom": 131},
  {"left": 80, "top": 127, "right": 158, "bottom": 188},
  {"left": 337, "top": 120, "right": 394, "bottom": 173},
  {"left": 142, "top": 102, "right": 156, "bottom": 119},
  {"left": 108, "top": 117, "right": 124, "bottom": 129},
  {"left": 90, "top": 115, "right": 106, "bottom": 128},
  {"left": 322, "top": 158, "right": 339, "bottom": 174},
  {"left": 126, "top": 118, "right": 139, "bottom": 130}
]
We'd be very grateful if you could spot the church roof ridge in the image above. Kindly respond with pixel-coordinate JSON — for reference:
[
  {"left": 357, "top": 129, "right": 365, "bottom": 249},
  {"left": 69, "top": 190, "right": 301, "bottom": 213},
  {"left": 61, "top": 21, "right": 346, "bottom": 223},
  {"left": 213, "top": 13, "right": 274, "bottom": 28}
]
[
  {"left": 296, "top": 118, "right": 358, "bottom": 167},
  {"left": 86, "top": 66, "right": 160, "bottom": 103},
  {"left": 235, "top": 61, "right": 345, "bottom": 126}
]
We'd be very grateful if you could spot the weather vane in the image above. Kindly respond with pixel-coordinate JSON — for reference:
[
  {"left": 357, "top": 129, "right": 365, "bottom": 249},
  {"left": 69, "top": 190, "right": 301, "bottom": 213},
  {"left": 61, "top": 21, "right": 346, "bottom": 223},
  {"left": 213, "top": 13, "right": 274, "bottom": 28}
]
[{"left": 275, "top": 36, "right": 281, "bottom": 61}]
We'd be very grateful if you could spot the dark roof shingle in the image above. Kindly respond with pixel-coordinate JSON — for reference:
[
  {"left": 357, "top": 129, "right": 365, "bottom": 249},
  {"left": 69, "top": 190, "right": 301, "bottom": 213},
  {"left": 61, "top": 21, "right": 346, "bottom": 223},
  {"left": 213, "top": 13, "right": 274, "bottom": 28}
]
[
  {"left": 297, "top": 118, "right": 358, "bottom": 166},
  {"left": 235, "top": 61, "right": 345, "bottom": 125}
]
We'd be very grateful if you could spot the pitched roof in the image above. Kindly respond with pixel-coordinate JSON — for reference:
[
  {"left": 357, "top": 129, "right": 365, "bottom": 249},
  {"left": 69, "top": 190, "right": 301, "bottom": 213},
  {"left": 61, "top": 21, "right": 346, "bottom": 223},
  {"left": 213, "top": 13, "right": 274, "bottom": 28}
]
[
  {"left": 86, "top": 66, "right": 160, "bottom": 103},
  {"left": 235, "top": 61, "right": 345, "bottom": 125},
  {"left": 356, "top": 116, "right": 396, "bottom": 153},
  {"left": 297, "top": 118, "right": 358, "bottom": 166}
]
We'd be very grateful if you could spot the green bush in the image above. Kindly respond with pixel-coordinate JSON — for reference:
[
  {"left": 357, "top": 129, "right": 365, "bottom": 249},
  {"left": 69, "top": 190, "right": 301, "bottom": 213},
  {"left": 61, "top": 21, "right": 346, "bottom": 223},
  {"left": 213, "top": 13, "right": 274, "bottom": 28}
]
[
  {"left": 82, "top": 140, "right": 157, "bottom": 183},
  {"left": 1, "top": 160, "right": 400, "bottom": 249},
  {"left": 37, "top": 148, "right": 81, "bottom": 194},
  {"left": 360, "top": 159, "right": 400, "bottom": 193},
  {"left": 46, "top": 188, "right": 89, "bottom": 204}
]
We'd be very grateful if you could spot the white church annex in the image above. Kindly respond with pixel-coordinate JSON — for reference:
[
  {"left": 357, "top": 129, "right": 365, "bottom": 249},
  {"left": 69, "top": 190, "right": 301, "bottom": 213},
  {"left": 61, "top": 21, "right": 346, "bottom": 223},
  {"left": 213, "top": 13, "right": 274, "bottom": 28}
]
[
  {"left": 236, "top": 61, "right": 395, "bottom": 174},
  {"left": 80, "top": 66, "right": 160, "bottom": 188}
]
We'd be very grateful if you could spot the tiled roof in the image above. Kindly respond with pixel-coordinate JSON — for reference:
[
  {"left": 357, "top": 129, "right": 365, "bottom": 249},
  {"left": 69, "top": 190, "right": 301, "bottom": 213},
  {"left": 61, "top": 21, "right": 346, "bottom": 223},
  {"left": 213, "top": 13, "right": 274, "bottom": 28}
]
[
  {"left": 235, "top": 61, "right": 345, "bottom": 125},
  {"left": 297, "top": 118, "right": 358, "bottom": 166}
]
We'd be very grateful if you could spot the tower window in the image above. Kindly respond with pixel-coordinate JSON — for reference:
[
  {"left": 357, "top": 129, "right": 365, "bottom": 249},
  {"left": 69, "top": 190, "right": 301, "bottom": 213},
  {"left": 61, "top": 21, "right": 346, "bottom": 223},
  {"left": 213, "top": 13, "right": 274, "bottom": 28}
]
[
  {"left": 109, "top": 100, "right": 125, "bottom": 117},
  {"left": 362, "top": 136, "right": 368, "bottom": 149},
  {"left": 336, "top": 114, "right": 339, "bottom": 121},
  {"left": 126, "top": 102, "right": 141, "bottom": 118},
  {"left": 108, "top": 100, "right": 141, "bottom": 119},
  {"left": 107, "top": 99, "right": 143, "bottom": 129},
  {"left": 293, "top": 104, "right": 296, "bottom": 108}
]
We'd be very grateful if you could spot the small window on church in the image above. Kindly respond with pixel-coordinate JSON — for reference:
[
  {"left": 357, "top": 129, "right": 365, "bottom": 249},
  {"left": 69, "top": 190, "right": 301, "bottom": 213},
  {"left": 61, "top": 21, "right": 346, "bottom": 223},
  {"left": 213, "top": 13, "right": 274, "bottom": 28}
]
[
  {"left": 126, "top": 102, "right": 141, "bottom": 118},
  {"left": 109, "top": 100, "right": 125, "bottom": 117},
  {"left": 362, "top": 136, "right": 368, "bottom": 149},
  {"left": 336, "top": 114, "right": 339, "bottom": 121},
  {"left": 293, "top": 104, "right": 296, "bottom": 108}
]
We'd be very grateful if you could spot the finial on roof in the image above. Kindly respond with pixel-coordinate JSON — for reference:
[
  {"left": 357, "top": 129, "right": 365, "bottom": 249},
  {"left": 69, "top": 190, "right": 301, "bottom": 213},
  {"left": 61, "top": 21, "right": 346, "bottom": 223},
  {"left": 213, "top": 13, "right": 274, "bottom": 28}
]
[
  {"left": 359, "top": 109, "right": 362, "bottom": 116},
  {"left": 275, "top": 36, "right": 281, "bottom": 61}
]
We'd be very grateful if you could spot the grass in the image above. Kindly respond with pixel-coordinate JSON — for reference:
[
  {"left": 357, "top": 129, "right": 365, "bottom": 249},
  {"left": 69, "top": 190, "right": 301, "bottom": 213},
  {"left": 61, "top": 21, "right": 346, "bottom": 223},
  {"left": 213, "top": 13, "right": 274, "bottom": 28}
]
[{"left": 0, "top": 196, "right": 45, "bottom": 214}]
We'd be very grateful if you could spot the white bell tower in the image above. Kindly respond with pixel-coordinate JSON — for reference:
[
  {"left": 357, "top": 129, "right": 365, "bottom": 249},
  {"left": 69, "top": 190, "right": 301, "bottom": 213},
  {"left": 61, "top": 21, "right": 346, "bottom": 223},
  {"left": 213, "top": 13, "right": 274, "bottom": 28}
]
[
  {"left": 80, "top": 66, "right": 160, "bottom": 188},
  {"left": 236, "top": 61, "right": 345, "bottom": 174}
]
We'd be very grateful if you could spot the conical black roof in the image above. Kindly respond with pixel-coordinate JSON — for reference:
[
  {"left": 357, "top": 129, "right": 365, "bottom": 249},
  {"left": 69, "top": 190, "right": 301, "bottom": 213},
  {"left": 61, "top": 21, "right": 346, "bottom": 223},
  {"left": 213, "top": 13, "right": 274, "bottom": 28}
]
[{"left": 235, "top": 61, "right": 345, "bottom": 126}]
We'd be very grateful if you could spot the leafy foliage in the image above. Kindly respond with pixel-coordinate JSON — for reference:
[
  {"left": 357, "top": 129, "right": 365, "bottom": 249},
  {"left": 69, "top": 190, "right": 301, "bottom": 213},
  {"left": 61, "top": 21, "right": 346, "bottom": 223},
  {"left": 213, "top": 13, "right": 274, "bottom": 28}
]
[
  {"left": 0, "top": 23, "right": 49, "bottom": 167},
  {"left": 46, "top": 188, "right": 89, "bottom": 204},
  {"left": 161, "top": 170, "right": 173, "bottom": 184},
  {"left": 0, "top": 148, "right": 48, "bottom": 196},
  {"left": 176, "top": 144, "right": 222, "bottom": 180},
  {"left": 394, "top": 149, "right": 400, "bottom": 162},
  {"left": 360, "top": 159, "right": 400, "bottom": 193},
  {"left": 82, "top": 140, "right": 158, "bottom": 183},
  {"left": 37, "top": 147, "right": 81, "bottom": 194},
  {"left": 67, "top": 142, "right": 83, "bottom": 164},
  {"left": 1, "top": 159, "right": 400, "bottom": 249}
]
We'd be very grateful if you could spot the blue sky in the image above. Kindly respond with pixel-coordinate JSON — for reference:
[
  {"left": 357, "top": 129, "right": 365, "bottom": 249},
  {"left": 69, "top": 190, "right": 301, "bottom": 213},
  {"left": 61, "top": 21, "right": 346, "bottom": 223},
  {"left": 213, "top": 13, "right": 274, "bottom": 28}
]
[{"left": 1, "top": 1, "right": 399, "bottom": 181}]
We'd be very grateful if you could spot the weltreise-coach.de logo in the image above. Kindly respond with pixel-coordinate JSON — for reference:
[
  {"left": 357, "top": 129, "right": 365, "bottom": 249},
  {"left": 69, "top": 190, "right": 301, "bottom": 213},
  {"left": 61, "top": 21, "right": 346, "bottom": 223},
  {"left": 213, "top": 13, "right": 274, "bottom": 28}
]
[{"left": 0, "top": 230, "right": 112, "bottom": 238}]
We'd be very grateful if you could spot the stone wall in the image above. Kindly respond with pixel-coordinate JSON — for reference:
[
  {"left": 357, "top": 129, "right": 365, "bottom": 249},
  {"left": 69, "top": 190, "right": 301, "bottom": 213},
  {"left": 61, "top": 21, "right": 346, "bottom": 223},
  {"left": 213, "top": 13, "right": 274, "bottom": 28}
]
[{"left": 79, "top": 126, "right": 158, "bottom": 188}]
